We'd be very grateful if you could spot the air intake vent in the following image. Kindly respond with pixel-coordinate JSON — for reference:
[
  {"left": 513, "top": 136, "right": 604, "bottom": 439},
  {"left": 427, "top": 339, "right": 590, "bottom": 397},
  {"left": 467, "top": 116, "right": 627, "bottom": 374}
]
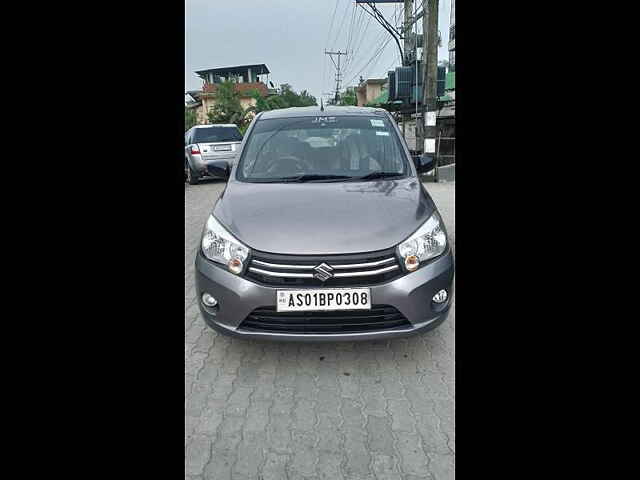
[{"left": 238, "top": 305, "right": 411, "bottom": 335}]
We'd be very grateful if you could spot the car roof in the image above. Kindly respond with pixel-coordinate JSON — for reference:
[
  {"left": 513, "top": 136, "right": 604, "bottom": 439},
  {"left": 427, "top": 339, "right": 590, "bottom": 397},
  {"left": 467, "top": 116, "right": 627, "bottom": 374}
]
[{"left": 258, "top": 106, "right": 388, "bottom": 120}]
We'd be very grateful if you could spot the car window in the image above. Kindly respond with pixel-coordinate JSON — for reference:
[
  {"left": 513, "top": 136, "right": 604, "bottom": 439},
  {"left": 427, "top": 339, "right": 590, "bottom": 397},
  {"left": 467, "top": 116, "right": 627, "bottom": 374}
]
[
  {"left": 193, "top": 126, "right": 242, "bottom": 143},
  {"left": 237, "top": 115, "right": 408, "bottom": 182}
]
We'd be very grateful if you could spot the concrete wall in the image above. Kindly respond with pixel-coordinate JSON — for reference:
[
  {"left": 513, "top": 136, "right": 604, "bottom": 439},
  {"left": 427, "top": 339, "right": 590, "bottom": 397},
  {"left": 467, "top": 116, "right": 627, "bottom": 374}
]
[{"left": 356, "top": 82, "right": 385, "bottom": 106}]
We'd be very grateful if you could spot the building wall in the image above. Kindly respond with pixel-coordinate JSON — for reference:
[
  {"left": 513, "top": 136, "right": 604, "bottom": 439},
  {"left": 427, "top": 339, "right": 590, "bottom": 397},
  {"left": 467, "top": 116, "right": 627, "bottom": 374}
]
[
  {"left": 201, "top": 97, "right": 215, "bottom": 124},
  {"left": 240, "top": 97, "right": 257, "bottom": 111},
  {"left": 195, "top": 95, "right": 257, "bottom": 125},
  {"left": 193, "top": 82, "right": 265, "bottom": 124},
  {"left": 356, "top": 89, "right": 367, "bottom": 107},
  {"left": 356, "top": 82, "right": 385, "bottom": 106},
  {"left": 189, "top": 104, "right": 207, "bottom": 125},
  {"left": 366, "top": 83, "right": 383, "bottom": 104}
]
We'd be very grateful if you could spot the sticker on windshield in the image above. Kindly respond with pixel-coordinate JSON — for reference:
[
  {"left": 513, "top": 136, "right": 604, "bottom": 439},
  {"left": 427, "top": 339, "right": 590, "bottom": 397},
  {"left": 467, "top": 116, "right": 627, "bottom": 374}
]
[
  {"left": 375, "top": 131, "right": 389, "bottom": 136},
  {"left": 311, "top": 117, "right": 337, "bottom": 124},
  {"left": 370, "top": 119, "right": 385, "bottom": 127}
]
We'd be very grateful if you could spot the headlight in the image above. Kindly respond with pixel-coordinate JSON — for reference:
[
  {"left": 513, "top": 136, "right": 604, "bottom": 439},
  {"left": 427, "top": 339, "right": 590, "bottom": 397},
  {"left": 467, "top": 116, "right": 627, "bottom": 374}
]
[
  {"left": 397, "top": 211, "right": 447, "bottom": 271},
  {"left": 201, "top": 215, "right": 250, "bottom": 274}
]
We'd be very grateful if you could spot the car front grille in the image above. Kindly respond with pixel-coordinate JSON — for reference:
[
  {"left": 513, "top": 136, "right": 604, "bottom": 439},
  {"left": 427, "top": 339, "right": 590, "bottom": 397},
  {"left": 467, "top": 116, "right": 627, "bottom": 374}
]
[
  {"left": 237, "top": 305, "right": 411, "bottom": 334},
  {"left": 245, "top": 247, "right": 404, "bottom": 287}
]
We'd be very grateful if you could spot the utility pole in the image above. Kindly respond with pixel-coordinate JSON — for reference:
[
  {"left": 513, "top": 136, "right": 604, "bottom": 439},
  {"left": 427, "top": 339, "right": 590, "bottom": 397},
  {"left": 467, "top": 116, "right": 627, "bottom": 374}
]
[
  {"left": 324, "top": 50, "right": 347, "bottom": 104},
  {"left": 403, "top": 0, "right": 413, "bottom": 66},
  {"left": 402, "top": 0, "right": 413, "bottom": 145},
  {"left": 420, "top": 0, "right": 439, "bottom": 172}
]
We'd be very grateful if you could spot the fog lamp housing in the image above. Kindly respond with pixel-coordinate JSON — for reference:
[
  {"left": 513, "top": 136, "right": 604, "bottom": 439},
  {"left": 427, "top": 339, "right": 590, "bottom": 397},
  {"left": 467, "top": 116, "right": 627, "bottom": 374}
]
[
  {"left": 202, "top": 293, "right": 218, "bottom": 307},
  {"left": 432, "top": 289, "right": 448, "bottom": 304}
]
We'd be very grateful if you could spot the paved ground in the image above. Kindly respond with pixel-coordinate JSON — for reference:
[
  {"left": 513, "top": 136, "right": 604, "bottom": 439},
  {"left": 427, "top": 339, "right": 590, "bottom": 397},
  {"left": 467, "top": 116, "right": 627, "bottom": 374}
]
[{"left": 185, "top": 179, "right": 455, "bottom": 480}]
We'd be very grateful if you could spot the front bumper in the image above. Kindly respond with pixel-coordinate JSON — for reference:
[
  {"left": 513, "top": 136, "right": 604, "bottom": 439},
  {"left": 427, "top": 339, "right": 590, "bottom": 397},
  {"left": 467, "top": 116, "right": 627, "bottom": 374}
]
[{"left": 194, "top": 250, "right": 454, "bottom": 342}]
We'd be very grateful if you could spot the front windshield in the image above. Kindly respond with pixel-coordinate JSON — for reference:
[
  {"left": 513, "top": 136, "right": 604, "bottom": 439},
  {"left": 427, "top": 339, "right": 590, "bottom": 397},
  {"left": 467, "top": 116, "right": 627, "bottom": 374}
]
[{"left": 236, "top": 115, "right": 409, "bottom": 182}]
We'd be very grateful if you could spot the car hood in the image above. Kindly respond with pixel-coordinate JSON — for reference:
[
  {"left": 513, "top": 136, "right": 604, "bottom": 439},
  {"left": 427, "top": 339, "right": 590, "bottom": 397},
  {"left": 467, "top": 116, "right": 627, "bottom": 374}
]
[{"left": 214, "top": 177, "right": 435, "bottom": 255}]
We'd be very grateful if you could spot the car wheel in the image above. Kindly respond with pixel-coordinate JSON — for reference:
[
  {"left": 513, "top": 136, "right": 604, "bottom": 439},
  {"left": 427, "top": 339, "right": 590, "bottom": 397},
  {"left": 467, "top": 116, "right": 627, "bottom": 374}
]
[{"left": 186, "top": 160, "right": 199, "bottom": 185}]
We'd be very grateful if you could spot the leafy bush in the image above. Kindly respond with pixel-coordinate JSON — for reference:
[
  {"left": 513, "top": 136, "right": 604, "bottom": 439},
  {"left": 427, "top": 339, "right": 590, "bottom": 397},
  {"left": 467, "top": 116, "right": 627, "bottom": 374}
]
[{"left": 185, "top": 107, "right": 198, "bottom": 131}]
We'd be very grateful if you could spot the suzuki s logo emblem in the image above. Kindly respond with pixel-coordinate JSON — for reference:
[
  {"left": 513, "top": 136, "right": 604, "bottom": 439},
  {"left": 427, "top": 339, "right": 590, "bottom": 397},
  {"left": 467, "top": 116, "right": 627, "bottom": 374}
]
[{"left": 314, "top": 262, "right": 334, "bottom": 281}]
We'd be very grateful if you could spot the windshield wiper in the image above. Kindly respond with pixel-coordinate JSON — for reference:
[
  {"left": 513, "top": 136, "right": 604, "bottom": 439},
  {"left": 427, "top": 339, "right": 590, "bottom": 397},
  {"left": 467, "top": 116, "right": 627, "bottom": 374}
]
[
  {"left": 347, "top": 171, "right": 405, "bottom": 182},
  {"left": 275, "top": 174, "right": 352, "bottom": 183}
]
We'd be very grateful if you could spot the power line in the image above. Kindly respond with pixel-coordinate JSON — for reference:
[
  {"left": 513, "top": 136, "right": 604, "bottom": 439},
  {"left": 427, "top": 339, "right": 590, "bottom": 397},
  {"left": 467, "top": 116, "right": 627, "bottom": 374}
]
[
  {"left": 343, "top": 6, "right": 366, "bottom": 76},
  {"left": 358, "top": 1, "right": 404, "bottom": 61},
  {"left": 323, "top": 0, "right": 341, "bottom": 99},
  {"left": 345, "top": 2, "right": 358, "bottom": 55},
  {"left": 344, "top": 35, "right": 392, "bottom": 87},
  {"left": 365, "top": 45, "right": 389, "bottom": 81},
  {"left": 344, "top": 26, "right": 388, "bottom": 80},
  {"left": 324, "top": 0, "right": 340, "bottom": 49},
  {"left": 330, "top": 0, "right": 352, "bottom": 51},
  {"left": 345, "top": 9, "right": 371, "bottom": 76}
]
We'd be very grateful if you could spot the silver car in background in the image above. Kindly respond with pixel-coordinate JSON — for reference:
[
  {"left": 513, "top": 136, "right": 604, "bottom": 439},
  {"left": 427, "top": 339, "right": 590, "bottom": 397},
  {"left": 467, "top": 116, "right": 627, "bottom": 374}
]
[{"left": 184, "top": 124, "right": 243, "bottom": 184}]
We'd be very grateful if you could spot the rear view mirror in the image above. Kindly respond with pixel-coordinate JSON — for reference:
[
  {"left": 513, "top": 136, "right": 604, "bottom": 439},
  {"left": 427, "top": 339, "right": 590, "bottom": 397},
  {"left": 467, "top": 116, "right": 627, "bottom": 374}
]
[
  {"left": 207, "top": 160, "right": 231, "bottom": 180},
  {"left": 413, "top": 155, "right": 435, "bottom": 174}
]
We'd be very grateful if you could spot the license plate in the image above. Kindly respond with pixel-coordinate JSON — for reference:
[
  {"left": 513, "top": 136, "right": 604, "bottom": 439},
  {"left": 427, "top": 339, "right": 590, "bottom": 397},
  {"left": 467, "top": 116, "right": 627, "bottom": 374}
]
[
  {"left": 214, "top": 145, "right": 232, "bottom": 151},
  {"left": 276, "top": 288, "right": 371, "bottom": 312}
]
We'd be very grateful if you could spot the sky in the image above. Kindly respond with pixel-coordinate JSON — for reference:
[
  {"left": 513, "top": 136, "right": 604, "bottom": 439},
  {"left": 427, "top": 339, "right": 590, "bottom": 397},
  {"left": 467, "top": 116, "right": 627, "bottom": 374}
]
[{"left": 185, "top": 0, "right": 451, "bottom": 103}]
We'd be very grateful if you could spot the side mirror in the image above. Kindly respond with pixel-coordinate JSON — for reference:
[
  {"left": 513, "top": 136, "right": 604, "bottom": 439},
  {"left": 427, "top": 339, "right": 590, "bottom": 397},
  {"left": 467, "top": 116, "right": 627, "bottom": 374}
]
[
  {"left": 207, "top": 160, "right": 231, "bottom": 180},
  {"left": 413, "top": 154, "right": 435, "bottom": 174}
]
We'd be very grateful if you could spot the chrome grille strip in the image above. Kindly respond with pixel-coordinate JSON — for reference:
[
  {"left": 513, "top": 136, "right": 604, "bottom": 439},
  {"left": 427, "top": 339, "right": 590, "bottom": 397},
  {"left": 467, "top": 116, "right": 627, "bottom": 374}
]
[
  {"left": 248, "top": 264, "right": 399, "bottom": 279},
  {"left": 248, "top": 267, "right": 314, "bottom": 278},
  {"left": 251, "top": 256, "right": 396, "bottom": 271},
  {"left": 252, "top": 260, "right": 315, "bottom": 270},
  {"left": 333, "top": 265, "right": 399, "bottom": 277},
  {"left": 331, "top": 257, "right": 396, "bottom": 269}
]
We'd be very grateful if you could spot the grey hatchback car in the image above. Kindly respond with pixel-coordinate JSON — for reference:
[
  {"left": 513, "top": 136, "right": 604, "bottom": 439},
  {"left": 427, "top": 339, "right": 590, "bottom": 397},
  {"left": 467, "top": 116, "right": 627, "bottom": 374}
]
[
  {"left": 195, "top": 106, "right": 454, "bottom": 341},
  {"left": 185, "top": 124, "right": 243, "bottom": 184}
]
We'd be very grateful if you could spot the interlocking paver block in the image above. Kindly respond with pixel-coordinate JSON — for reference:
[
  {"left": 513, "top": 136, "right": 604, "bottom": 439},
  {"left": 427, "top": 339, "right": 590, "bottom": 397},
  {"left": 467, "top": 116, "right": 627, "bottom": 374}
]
[{"left": 185, "top": 181, "right": 455, "bottom": 479}]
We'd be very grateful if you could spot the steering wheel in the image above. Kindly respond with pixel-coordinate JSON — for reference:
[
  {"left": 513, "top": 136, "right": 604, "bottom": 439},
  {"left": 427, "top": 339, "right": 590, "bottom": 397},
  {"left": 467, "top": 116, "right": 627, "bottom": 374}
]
[{"left": 265, "top": 155, "right": 313, "bottom": 176}]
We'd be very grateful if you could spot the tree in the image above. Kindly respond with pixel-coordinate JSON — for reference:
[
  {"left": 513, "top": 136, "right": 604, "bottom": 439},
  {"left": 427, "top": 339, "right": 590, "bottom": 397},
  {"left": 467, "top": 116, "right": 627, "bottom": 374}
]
[
  {"left": 185, "top": 107, "right": 198, "bottom": 131},
  {"left": 339, "top": 87, "right": 357, "bottom": 106},
  {"left": 278, "top": 84, "right": 317, "bottom": 107},
  {"left": 207, "top": 81, "right": 251, "bottom": 128},
  {"left": 297, "top": 89, "right": 318, "bottom": 107},
  {"left": 278, "top": 84, "right": 299, "bottom": 107},
  {"left": 245, "top": 84, "right": 317, "bottom": 114},
  {"left": 267, "top": 95, "right": 289, "bottom": 110},
  {"left": 245, "top": 88, "right": 281, "bottom": 114}
]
